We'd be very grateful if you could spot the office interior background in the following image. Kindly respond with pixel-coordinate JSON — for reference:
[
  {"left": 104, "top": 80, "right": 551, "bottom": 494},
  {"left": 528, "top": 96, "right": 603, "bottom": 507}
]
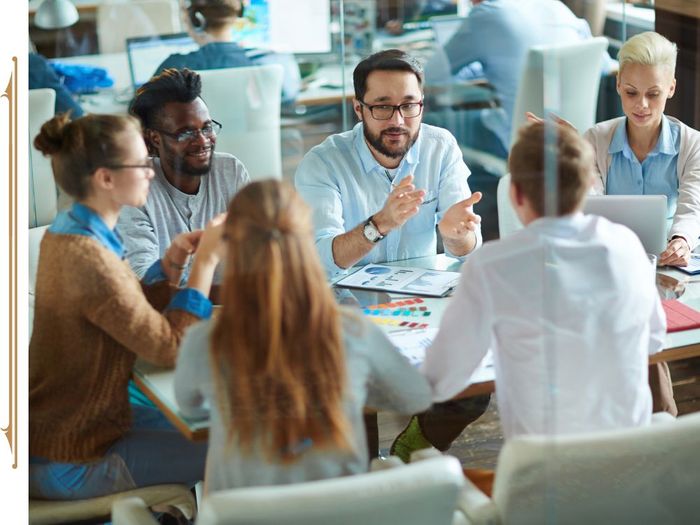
[{"left": 26, "top": 0, "right": 700, "bottom": 521}]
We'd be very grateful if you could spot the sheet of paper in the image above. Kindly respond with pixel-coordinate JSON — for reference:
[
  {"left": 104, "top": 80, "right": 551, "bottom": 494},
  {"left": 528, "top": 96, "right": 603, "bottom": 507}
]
[
  {"left": 387, "top": 328, "right": 495, "bottom": 385},
  {"left": 336, "top": 264, "right": 461, "bottom": 297}
]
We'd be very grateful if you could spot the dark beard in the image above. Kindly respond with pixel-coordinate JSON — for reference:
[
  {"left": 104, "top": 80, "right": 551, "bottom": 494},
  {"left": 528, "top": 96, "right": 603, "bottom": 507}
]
[
  {"left": 363, "top": 124, "right": 419, "bottom": 159},
  {"left": 164, "top": 141, "right": 215, "bottom": 177}
]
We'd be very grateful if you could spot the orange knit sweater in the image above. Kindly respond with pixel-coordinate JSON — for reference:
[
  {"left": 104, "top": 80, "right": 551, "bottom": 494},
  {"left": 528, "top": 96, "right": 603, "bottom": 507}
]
[{"left": 29, "top": 233, "right": 199, "bottom": 462}]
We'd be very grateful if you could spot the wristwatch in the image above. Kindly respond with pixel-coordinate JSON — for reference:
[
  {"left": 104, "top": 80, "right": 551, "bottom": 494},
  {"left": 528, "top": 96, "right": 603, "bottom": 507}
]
[{"left": 363, "top": 216, "right": 385, "bottom": 243}]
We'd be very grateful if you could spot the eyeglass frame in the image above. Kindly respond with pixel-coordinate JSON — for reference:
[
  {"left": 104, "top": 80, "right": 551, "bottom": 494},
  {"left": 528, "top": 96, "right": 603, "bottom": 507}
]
[
  {"left": 149, "top": 119, "right": 223, "bottom": 143},
  {"left": 103, "top": 158, "right": 156, "bottom": 171},
  {"left": 357, "top": 100, "right": 424, "bottom": 121}
]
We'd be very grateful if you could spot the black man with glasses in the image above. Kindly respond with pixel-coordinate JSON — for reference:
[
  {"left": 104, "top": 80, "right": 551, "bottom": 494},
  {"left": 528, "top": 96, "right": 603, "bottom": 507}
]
[
  {"left": 118, "top": 68, "right": 250, "bottom": 280},
  {"left": 295, "top": 50, "right": 489, "bottom": 463}
]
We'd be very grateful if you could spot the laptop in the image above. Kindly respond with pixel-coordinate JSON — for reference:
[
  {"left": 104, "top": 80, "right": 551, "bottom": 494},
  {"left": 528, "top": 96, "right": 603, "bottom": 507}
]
[
  {"left": 429, "top": 15, "right": 465, "bottom": 47},
  {"left": 583, "top": 195, "right": 668, "bottom": 255},
  {"left": 126, "top": 33, "right": 199, "bottom": 89}
]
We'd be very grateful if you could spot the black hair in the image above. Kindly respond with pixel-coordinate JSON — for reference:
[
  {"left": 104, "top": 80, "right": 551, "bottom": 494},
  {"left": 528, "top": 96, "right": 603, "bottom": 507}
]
[
  {"left": 353, "top": 49, "right": 424, "bottom": 101},
  {"left": 129, "top": 68, "right": 203, "bottom": 129},
  {"left": 188, "top": 0, "right": 244, "bottom": 31}
]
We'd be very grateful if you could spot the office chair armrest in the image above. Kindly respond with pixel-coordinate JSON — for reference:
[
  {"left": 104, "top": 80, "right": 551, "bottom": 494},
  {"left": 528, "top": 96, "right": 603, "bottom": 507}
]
[
  {"left": 455, "top": 478, "right": 500, "bottom": 525},
  {"left": 651, "top": 411, "right": 676, "bottom": 424},
  {"left": 410, "top": 447, "right": 443, "bottom": 462},
  {"left": 111, "top": 497, "right": 159, "bottom": 525},
  {"left": 370, "top": 455, "right": 405, "bottom": 471}
]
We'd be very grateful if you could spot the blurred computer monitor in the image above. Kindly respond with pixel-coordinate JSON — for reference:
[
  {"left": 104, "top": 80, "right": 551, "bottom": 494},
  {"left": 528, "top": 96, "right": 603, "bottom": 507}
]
[
  {"left": 244, "top": 0, "right": 331, "bottom": 54},
  {"left": 126, "top": 33, "right": 199, "bottom": 89}
]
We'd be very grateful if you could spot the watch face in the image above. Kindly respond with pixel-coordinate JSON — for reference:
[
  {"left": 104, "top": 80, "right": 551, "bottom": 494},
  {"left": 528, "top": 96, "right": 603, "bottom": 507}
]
[{"left": 363, "top": 221, "right": 381, "bottom": 243}]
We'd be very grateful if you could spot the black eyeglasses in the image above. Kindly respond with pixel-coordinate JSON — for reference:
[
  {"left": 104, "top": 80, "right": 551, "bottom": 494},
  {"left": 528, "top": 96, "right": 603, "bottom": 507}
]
[
  {"left": 151, "top": 120, "right": 222, "bottom": 143},
  {"left": 104, "top": 158, "right": 156, "bottom": 171},
  {"left": 358, "top": 100, "right": 423, "bottom": 120}
]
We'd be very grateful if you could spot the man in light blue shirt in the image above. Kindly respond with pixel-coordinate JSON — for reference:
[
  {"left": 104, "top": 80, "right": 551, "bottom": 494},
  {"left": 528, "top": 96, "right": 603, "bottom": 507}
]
[
  {"left": 295, "top": 49, "right": 483, "bottom": 277},
  {"left": 436, "top": 0, "right": 616, "bottom": 155},
  {"left": 295, "top": 49, "right": 490, "bottom": 462}
]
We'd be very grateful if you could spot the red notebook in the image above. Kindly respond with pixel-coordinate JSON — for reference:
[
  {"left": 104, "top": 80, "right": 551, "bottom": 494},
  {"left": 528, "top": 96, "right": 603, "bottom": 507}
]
[{"left": 662, "top": 300, "right": 700, "bottom": 333}]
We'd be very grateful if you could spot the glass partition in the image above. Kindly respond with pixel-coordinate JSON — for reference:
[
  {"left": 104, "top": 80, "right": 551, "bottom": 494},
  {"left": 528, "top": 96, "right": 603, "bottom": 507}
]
[{"left": 27, "top": 0, "right": 699, "bottom": 519}]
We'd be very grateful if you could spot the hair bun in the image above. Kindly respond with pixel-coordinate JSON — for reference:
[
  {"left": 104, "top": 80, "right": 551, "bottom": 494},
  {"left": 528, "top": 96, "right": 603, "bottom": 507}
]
[{"left": 33, "top": 112, "right": 72, "bottom": 156}]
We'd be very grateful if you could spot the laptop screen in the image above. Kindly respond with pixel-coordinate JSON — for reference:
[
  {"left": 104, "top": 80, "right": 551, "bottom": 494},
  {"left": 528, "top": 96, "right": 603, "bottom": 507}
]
[
  {"left": 126, "top": 33, "right": 199, "bottom": 89},
  {"left": 583, "top": 195, "right": 668, "bottom": 256}
]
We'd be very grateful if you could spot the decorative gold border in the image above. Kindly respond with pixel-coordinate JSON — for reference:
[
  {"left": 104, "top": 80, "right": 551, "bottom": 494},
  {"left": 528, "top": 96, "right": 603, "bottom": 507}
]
[{"left": 1, "top": 56, "right": 18, "bottom": 469}]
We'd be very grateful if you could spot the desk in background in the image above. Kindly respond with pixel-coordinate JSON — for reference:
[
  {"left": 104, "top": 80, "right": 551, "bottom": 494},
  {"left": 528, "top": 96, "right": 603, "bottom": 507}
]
[{"left": 134, "top": 254, "right": 700, "bottom": 441}]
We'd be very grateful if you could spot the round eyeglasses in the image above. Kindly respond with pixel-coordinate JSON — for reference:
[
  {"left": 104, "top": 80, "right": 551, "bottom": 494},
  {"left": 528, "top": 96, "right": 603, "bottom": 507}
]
[
  {"left": 358, "top": 101, "right": 423, "bottom": 120},
  {"left": 151, "top": 120, "right": 222, "bottom": 143},
  {"left": 104, "top": 157, "right": 156, "bottom": 171}
]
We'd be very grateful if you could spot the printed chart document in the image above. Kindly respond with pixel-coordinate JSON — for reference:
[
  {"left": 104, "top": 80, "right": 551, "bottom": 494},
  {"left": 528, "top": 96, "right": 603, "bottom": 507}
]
[
  {"left": 335, "top": 264, "right": 461, "bottom": 297},
  {"left": 387, "top": 327, "right": 495, "bottom": 385}
]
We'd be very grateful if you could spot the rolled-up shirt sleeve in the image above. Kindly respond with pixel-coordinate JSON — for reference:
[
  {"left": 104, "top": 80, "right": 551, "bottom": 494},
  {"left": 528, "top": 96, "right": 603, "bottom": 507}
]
[
  {"left": 167, "top": 288, "right": 213, "bottom": 320},
  {"left": 295, "top": 150, "right": 347, "bottom": 275},
  {"left": 437, "top": 135, "right": 482, "bottom": 260}
]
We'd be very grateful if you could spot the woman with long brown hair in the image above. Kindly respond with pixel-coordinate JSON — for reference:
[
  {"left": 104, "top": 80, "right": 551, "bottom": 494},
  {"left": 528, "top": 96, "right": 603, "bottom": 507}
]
[{"left": 174, "top": 180, "right": 431, "bottom": 491}]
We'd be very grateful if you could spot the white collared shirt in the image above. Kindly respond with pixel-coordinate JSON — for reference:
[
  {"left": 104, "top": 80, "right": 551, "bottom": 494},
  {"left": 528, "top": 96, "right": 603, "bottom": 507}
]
[{"left": 422, "top": 213, "right": 666, "bottom": 439}]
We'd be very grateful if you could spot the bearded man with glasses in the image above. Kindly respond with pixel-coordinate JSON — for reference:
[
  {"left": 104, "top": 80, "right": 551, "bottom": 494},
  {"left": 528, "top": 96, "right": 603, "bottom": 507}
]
[
  {"left": 296, "top": 49, "right": 483, "bottom": 276},
  {"left": 118, "top": 67, "right": 250, "bottom": 281},
  {"left": 295, "top": 49, "right": 489, "bottom": 463}
]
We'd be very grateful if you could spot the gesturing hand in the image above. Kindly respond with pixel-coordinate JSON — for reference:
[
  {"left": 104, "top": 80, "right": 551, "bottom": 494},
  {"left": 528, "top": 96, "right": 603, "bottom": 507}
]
[
  {"left": 438, "top": 192, "right": 482, "bottom": 241},
  {"left": 195, "top": 213, "right": 228, "bottom": 265},
  {"left": 372, "top": 174, "right": 426, "bottom": 235},
  {"left": 163, "top": 230, "right": 204, "bottom": 284},
  {"left": 525, "top": 112, "right": 578, "bottom": 132},
  {"left": 659, "top": 237, "right": 690, "bottom": 267}
]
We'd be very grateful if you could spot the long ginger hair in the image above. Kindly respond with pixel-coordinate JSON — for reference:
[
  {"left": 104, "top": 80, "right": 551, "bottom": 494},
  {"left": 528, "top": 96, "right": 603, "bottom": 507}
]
[{"left": 211, "top": 180, "right": 351, "bottom": 462}]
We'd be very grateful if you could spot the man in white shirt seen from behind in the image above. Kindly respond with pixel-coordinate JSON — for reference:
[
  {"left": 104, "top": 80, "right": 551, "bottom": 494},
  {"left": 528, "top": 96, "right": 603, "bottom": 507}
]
[{"left": 423, "top": 121, "right": 666, "bottom": 439}]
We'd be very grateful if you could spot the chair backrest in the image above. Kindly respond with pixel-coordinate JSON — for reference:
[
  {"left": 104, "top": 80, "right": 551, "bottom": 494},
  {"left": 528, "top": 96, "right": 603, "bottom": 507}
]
[
  {"left": 29, "top": 88, "right": 57, "bottom": 228},
  {"left": 28, "top": 225, "right": 49, "bottom": 339},
  {"left": 496, "top": 174, "right": 523, "bottom": 238},
  {"left": 493, "top": 412, "right": 700, "bottom": 523},
  {"left": 97, "top": 0, "right": 181, "bottom": 54},
  {"left": 196, "top": 64, "right": 283, "bottom": 181},
  {"left": 510, "top": 36, "right": 608, "bottom": 147},
  {"left": 197, "top": 456, "right": 465, "bottom": 525}
]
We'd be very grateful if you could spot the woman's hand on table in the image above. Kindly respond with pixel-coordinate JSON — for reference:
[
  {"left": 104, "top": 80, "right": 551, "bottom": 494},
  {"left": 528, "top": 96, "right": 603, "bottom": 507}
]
[{"left": 659, "top": 237, "right": 691, "bottom": 267}]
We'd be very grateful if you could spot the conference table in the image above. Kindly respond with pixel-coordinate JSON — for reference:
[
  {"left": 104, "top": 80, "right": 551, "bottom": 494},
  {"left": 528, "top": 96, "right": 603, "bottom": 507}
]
[{"left": 133, "top": 254, "right": 700, "bottom": 441}]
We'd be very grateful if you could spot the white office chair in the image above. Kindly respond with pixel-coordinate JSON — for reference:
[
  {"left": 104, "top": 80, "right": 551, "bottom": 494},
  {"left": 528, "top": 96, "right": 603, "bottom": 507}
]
[
  {"left": 97, "top": 0, "right": 182, "bottom": 54},
  {"left": 28, "top": 225, "right": 49, "bottom": 339},
  {"left": 462, "top": 37, "right": 609, "bottom": 178},
  {"left": 112, "top": 456, "right": 468, "bottom": 525},
  {"left": 29, "top": 88, "right": 57, "bottom": 228},
  {"left": 196, "top": 64, "right": 284, "bottom": 181},
  {"left": 29, "top": 484, "right": 196, "bottom": 525},
  {"left": 496, "top": 174, "right": 523, "bottom": 238},
  {"left": 509, "top": 36, "right": 608, "bottom": 146},
  {"left": 458, "top": 411, "right": 700, "bottom": 524}
]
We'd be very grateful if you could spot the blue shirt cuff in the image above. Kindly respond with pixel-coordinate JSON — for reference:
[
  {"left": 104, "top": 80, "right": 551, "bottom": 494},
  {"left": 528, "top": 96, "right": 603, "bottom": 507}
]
[
  {"left": 167, "top": 288, "right": 213, "bottom": 319},
  {"left": 142, "top": 259, "right": 168, "bottom": 285}
]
